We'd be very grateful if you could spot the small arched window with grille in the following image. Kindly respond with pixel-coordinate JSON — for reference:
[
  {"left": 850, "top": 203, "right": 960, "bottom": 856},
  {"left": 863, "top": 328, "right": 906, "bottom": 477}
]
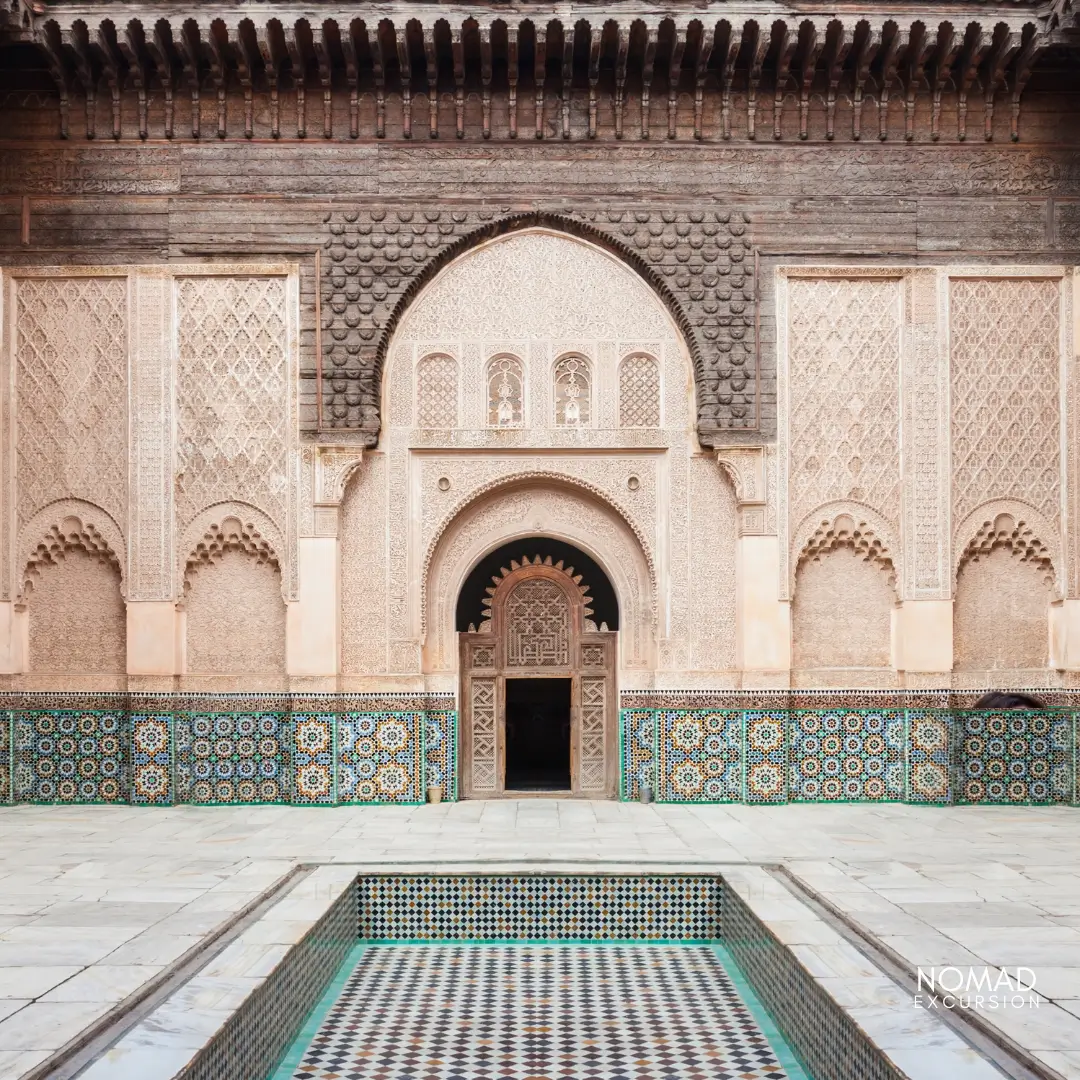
[
  {"left": 486, "top": 355, "right": 524, "bottom": 428},
  {"left": 415, "top": 353, "right": 459, "bottom": 428},
  {"left": 618, "top": 353, "right": 661, "bottom": 428},
  {"left": 553, "top": 354, "right": 591, "bottom": 427}
]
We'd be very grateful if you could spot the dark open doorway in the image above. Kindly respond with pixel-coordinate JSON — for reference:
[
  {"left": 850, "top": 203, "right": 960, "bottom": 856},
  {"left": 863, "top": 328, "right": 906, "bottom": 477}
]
[{"left": 505, "top": 677, "right": 572, "bottom": 791}]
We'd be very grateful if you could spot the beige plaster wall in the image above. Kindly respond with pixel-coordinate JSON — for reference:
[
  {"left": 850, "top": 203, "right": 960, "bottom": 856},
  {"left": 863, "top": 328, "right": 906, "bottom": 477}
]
[
  {"left": 27, "top": 548, "right": 126, "bottom": 674},
  {"left": 184, "top": 550, "right": 286, "bottom": 675}
]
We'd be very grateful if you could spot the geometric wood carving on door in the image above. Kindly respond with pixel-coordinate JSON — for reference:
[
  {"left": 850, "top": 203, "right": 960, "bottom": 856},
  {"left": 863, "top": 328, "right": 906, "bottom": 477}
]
[{"left": 460, "top": 554, "right": 616, "bottom": 798}]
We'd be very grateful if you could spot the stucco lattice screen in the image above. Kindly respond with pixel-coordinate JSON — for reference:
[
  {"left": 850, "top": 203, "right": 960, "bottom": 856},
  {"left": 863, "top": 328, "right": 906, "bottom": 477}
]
[
  {"left": 554, "top": 356, "right": 592, "bottom": 428},
  {"left": 319, "top": 209, "right": 756, "bottom": 444},
  {"left": 487, "top": 356, "right": 524, "bottom": 428},
  {"left": 619, "top": 354, "right": 661, "bottom": 428}
]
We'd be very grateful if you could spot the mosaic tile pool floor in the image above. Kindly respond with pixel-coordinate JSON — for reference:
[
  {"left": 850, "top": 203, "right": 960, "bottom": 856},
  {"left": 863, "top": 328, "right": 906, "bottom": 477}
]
[{"left": 272, "top": 942, "right": 811, "bottom": 1080}]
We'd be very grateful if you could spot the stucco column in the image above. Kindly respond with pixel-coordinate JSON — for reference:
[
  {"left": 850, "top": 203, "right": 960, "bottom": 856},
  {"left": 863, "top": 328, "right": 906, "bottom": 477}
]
[
  {"left": 736, "top": 534, "right": 791, "bottom": 676},
  {"left": 895, "top": 600, "right": 953, "bottom": 674},
  {"left": 287, "top": 536, "right": 340, "bottom": 676},
  {"left": 716, "top": 448, "right": 791, "bottom": 684},
  {"left": 0, "top": 602, "right": 26, "bottom": 674},
  {"left": 126, "top": 601, "right": 182, "bottom": 675},
  {"left": 1050, "top": 599, "right": 1080, "bottom": 670},
  {"left": 287, "top": 446, "right": 364, "bottom": 679}
]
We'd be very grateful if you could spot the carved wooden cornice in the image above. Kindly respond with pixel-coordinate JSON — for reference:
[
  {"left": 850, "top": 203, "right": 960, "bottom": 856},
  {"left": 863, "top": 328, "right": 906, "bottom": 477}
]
[{"left": 5, "top": 5, "right": 1069, "bottom": 143}]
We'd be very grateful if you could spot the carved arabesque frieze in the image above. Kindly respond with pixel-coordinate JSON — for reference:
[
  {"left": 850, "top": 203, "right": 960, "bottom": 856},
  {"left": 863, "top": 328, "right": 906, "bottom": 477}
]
[
  {"left": 321, "top": 210, "right": 755, "bottom": 443},
  {"left": 177, "top": 501, "right": 285, "bottom": 603},
  {"left": 19, "top": 507, "right": 125, "bottom": 606},
  {"left": 182, "top": 515, "right": 279, "bottom": 598},
  {"left": 791, "top": 505, "right": 899, "bottom": 599},
  {"left": 419, "top": 462, "right": 658, "bottom": 632},
  {"left": 425, "top": 484, "right": 653, "bottom": 673},
  {"left": 954, "top": 505, "right": 1059, "bottom": 594}
]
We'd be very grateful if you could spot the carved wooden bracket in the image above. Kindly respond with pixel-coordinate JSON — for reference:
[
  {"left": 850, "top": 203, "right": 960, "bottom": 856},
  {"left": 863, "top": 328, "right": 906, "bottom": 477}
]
[{"left": 715, "top": 445, "right": 767, "bottom": 536}]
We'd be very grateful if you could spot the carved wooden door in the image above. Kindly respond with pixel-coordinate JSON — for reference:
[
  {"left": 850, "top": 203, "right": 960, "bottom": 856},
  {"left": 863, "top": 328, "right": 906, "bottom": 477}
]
[{"left": 460, "top": 557, "right": 616, "bottom": 798}]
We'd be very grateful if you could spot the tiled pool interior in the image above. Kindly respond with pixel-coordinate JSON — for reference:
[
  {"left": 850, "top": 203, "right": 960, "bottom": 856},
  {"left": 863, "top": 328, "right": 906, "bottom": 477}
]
[
  {"left": 271, "top": 942, "right": 811, "bottom": 1080},
  {"left": 110, "top": 873, "right": 927, "bottom": 1080}
]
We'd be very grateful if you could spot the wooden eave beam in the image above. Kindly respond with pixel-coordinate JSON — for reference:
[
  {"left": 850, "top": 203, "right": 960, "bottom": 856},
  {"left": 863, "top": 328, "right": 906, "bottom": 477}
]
[
  {"left": 283, "top": 25, "right": 307, "bottom": 137},
  {"left": 929, "top": 23, "right": 960, "bottom": 140},
  {"left": 877, "top": 25, "right": 909, "bottom": 140},
  {"left": 902, "top": 24, "right": 934, "bottom": 141},
  {"left": 693, "top": 21, "right": 716, "bottom": 141},
  {"left": 118, "top": 23, "right": 150, "bottom": 139},
  {"left": 851, "top": 24, "right": 882, "bottom": 141},
  {"left": 640, "top": 22, "right": 658, "bottom": 139},
  {"left": 823, "top": 23, "right": 850, "bottom": 141},
  {"left": 422, "top": 24, "right": 437, "bottom": 138},
  {"left": 533, "top": 23, "right": 547, "bottom": 139},
  {"left": 956, "top": 24, "right": 988, "bottom": 140},
  {"left": 395, "top": 24, "right": 411, "bottom": 138},
  {"left": 256, "top": 24, "right": 281, "bottom": 137},
  {"left": 312, "top": 24, "right": 334, "bottom": 138},
  {"left": 667, "top": 25, "right": 686, "bottom": 139},
  {"left": 177, "top": 20, "right": 202, "bottom": 137},
  {"left": 772, "top": 22, "right": 797, "bottom": 140},
  {"left": 797, "top": 24, "right": 821, "bottom": 140},
  {"left": 560, "top": 24, "right": 574, "bottom": 138}
]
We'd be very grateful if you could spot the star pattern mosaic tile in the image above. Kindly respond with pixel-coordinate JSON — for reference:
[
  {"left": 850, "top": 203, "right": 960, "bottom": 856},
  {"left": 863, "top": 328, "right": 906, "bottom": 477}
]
[{"left": 286, "top": 944, "right": 801, "bottom": 1080}]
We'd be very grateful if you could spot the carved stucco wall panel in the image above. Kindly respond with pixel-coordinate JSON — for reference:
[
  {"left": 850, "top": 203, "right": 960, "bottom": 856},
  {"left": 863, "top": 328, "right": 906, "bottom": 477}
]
[
  {"left": 26, "top": 546, "right": 126, "bottom": 675},
  {"left": 185, "top": 549, "right": 287, "bottom": 676},
  {"left": 340, "top": 452, "right": 388, "bottom": 675},
  {"left": 793, "top": 545, "right": 895, "bottom": 672},
  {"left": 901, "top": 269, "right": 951, "bottom": 599},
  {"left": 688, "top": 455, "right": 737, "bottom": 672},
  {"left": 955, "top": 545, "right": 1052, "bottom": 672},
  {"left": 425, "top": 484, "right": 654, "bottom": 675},
  {"left": 129, "top": 269, "right": 174, "bottom": 600},
  {"left": 9, "top": 274, "right": 129, "bottom": 605},
  {"left": 950, "top": 274, "right": 1064, "bottom": 594},
  {"left": 175, "top": 272, "right": 299, "bottom": 599},
  {"left": 777, "top": 271, "right": 903, "bottom": 599}
]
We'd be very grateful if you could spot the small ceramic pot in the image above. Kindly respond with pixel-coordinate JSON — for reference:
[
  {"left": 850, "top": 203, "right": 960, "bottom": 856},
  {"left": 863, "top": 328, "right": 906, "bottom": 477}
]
[
  {"left": 426, "top": 785, "right": 443, "bottom": 804},
  {"left": 639, "top": 783, "right": 654, "bottom": 805}
]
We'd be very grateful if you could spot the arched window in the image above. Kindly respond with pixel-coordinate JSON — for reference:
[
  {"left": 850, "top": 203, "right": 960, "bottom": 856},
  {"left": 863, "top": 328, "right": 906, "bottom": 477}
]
[
  {"left": 618, "top": 353, "right": 661, "bottom": 427},
  {"left": 415, "top": 354, "right": 458, "bottom": 428},
  {"left": 554, "top": 354, "right": 591, "bottom": 427},
  {"left": 486, "top": 355, "right": 524, "bottom": 428}
]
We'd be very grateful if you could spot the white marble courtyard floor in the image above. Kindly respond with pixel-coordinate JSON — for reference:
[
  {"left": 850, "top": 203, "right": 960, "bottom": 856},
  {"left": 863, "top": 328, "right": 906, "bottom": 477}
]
[{"left": 0, "top": 800, "right": 1079, "bottom": 1080}]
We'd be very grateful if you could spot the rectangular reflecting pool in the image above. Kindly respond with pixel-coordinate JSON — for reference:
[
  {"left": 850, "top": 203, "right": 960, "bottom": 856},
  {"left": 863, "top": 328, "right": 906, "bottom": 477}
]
[{"left": 271, "top": 941, "right": 810, "bottom": 1080}]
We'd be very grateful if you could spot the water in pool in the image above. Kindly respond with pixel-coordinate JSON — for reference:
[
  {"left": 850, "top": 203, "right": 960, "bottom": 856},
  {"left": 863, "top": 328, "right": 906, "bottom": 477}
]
[{"left": 271, "top": 942, "right": 811, "bottom": 1079}]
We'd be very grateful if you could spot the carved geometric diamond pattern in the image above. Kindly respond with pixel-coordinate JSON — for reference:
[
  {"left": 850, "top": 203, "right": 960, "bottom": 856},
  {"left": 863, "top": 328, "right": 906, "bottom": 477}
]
[
  {"left": 580, "top": 674, "right": 607, "bottom": 792},
  {"left": 15, "top": 278, "right": 128, "bottom": 528},
  {"left": 619, "top": 354, "right": 661, "bottom": 428},
  {"left": 470, "top": 677, "right": 497, "bottom": 793},
  {"left": 788, "top": 278, "right": 901, "bottom": 533},
  {"left": 175, "top": 277, "right": 288, "bottom": 530},
  {"left": 416, "top": 354, "right": 459, "bottom": 428},
  {"left": 950, "top": 279, "right": 1060, "bottom": 529}
]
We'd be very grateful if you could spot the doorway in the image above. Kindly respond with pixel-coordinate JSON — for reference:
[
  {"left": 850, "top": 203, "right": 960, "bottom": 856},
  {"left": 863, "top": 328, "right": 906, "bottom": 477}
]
[{"left": 505, "top": 678, "right": 572, "bottom": 790}]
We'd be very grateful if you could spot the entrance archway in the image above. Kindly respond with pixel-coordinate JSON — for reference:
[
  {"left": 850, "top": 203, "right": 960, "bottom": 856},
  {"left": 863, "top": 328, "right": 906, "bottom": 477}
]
[{"left": 459, "top": 543, "right": 618, "bottom": 798}]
